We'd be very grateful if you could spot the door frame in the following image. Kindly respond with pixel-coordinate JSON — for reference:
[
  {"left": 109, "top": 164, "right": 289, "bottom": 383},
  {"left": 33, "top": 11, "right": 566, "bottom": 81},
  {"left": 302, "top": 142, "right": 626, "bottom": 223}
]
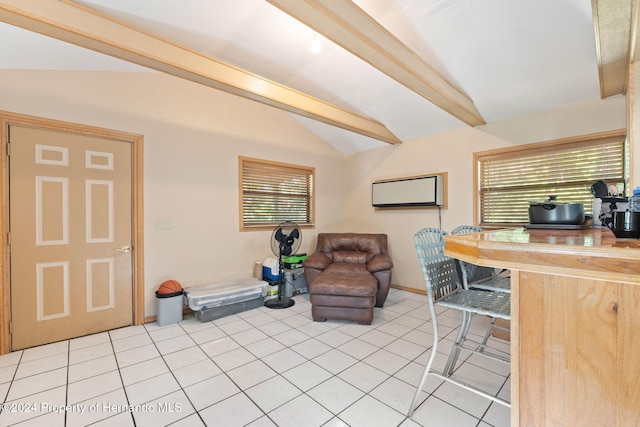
[{"left": 0, "top": 110, "right": 145, "bottom": 354}]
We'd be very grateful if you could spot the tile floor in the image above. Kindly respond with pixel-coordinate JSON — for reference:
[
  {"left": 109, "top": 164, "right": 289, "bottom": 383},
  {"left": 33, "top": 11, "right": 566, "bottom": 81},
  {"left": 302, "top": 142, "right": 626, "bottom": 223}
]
[{"left": 0, "top": 289, "right": 510, "bottom": 427}]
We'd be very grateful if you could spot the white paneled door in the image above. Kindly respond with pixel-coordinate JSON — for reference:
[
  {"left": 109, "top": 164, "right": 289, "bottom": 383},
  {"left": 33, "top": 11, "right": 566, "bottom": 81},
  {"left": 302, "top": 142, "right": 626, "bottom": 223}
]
[{"left": 9, "top": 125, "right": 133, "bottom": 350}]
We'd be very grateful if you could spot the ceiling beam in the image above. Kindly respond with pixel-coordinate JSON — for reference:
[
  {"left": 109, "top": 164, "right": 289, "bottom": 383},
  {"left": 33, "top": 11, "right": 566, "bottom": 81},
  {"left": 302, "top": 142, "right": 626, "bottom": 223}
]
[
  {"left": 592, "top": 0, "right": 634, "bottom": 97},
  {"left": 267, "top": 0, "right": 486, "bottom": 127},
  {"left": 630, "top": 0, "right": 640, "bottom": 63},
  {"left": 0, "top": 0, "right": 402, "bottom": 145}
]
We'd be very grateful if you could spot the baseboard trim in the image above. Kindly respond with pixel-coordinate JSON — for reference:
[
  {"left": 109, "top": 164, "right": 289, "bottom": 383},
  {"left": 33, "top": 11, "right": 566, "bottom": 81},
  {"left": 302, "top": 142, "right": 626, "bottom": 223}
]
[{"left": 390, "top": 284, "right": 426, "bottom": 295}]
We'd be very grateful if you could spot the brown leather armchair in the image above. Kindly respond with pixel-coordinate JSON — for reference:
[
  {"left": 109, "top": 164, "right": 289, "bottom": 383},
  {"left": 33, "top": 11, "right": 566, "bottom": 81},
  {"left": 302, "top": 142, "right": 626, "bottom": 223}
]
[{"left": 303, "top": 233, "right": 393, "bottom": 324}]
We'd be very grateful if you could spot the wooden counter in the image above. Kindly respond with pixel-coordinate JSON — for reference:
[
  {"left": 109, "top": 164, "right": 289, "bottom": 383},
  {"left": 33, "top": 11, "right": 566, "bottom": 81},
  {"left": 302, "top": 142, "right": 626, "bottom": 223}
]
[{"left": 444, "top": 228, "right": 640, "bottom": 427}]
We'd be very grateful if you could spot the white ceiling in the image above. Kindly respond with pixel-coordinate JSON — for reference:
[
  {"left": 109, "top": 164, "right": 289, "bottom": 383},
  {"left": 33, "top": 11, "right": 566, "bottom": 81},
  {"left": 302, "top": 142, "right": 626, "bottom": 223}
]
[{"left": 0, "top": 0, "right": 606, "bottom": 154}]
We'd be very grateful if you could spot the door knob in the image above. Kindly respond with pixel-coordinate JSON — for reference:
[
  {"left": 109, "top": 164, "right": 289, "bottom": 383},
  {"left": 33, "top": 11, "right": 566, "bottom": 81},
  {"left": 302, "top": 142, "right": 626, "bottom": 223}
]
[{"left": 115, "top": 246, "right": 132, "bottom": 253}]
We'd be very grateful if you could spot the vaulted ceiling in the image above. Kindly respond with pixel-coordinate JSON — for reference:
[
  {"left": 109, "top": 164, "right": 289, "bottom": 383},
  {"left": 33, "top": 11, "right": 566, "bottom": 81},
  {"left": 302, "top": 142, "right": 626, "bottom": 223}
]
[{"left": 0, "top": 0, "right": 636, "bottom": 154}]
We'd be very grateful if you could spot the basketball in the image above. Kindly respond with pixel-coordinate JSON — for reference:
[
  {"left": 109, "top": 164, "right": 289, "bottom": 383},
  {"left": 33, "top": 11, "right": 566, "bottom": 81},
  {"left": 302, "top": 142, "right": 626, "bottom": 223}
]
[{"left": 157, "top": 280, "right": 183, "bottom": 295}]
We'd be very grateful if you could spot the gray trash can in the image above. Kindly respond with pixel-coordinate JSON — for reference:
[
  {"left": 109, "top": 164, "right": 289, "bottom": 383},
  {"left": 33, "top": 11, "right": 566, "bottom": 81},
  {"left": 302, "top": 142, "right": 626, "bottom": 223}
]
[{"left": 155, "top": 289, "right": 184, "bottom": 326}]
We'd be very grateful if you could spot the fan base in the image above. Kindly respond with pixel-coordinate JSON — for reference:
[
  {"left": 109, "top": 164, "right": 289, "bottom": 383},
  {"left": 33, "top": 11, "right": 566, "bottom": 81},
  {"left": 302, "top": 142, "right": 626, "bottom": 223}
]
[{"left": 264, "top": 297, "right": 295, "bottom": 309}]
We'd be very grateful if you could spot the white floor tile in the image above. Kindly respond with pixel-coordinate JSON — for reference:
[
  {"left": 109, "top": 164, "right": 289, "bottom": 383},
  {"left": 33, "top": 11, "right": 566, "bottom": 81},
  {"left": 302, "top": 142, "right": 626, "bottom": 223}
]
[
  {"left": 115, "top": 344, "right": 160, "bottom": 368},
  {"left": 183, "top": 374, "right": 239, "bottom": 410},
  {"left": 338, "top": 395, "right": 406, "bottom": 427},
  {"left": 482, "top": 401, "right": 511, "bottom": 427},
  {"left": 334, "top": 322, "right": 372, "bottom": 338},
  {"left": 162, "top": 346, "right": 208, "bottom": 371},
  {"left": 14, "top": 352, "right": 68, "bottom": 379},
  {"left": 268, "top": 394, "right": 333, "bottom": 427},
  {"left": 198, "top": 391, "right": 263, "bottom": 427},
  {"left": 90, "top": 412, "right": 135, "bottom": 426},
  {"left": 312, "top": 349, "right": 357, "bottom": 375},
  {"left": 294, "top": 320, "right": 332, "bottom": 337},
  {"left": 307, "top": 376, "right": 364, "bottom": 414},
  {"left": 256, "top": 320, "right": 293, "bottom": 336},
  {"left": 65, "top": 388, "right": 129, "bottom": 426},
  {"left": 245, "top": 375, "right": 301, "bottom": 413},
  {"left": 337, "top": 362, "right": 389, "bottom": 393},
  {"left": 170, "top": 413, "right": 207, "bottom": 427},
  {"left": 0, "top": 351, "right": 22, "bottom": 368},
  {"left": 187, "top": 324, "right": 227, "bottom": 344},
  {"left": 5, "top": 367, "right": 67, "bottom": 401},
  {"left": 0, "top": 364, "right": 18, "bottom": 385},
  {"left": 13, "top": 410, "right": 65, "bottom": 427},
  {"left": 230, "top": 327, "right": 270, "bottom": 346},
  {"left": 246, "top": 415, "right": 278, "bottom": 427},
  {"left": 336, "top": 338, "right": 379, "bottom": 360},
  {"left": 315, "top": 329, "right": 355, "bottom": 348},
  {"left": 147, "top": 324, "right": 186, "bottom": 342},
  {"left": 20, "top": 341, "right": 68, "bottom": 363},
  {"left": 384, "top": 338, "right": 429, "bottom": 361},
  {"left": 69, "top": 332, "right": 110, "bottom": 351},
  {"left": 111, "top": 333, "right": 153, "bottom": 353},
  {"left": 217, "top": 318, "right": 254, "bottom": 335},
  {"left": 376, "top": 321, "right": 413, "bottom": 338},
  {"left": 226, "top": 359, "right": 277, "bottom": 390},
  {"left": 261, "top": 348, "right": 306, "bottom": 373},
  {"left": 154, "top": 334, "right": 196, "bottom": 355},
  {"left": 199, "top": 336, "right": 240, "bottom": 358},
  {"left": 172, "top": 358, "right": 222, "bottom": 388},
  {"left": 271, "top": 328, "right": 311, "bottom": 347},
  {"left": 0, "top": 291, "right": 513, "bottom": 427},
  {"left": 0, "top": 382, "right": 10, "bottom": 402},
  {"left": 290, "top": 337, "right": 332, "bottom": 359},
  {"left": 125, "top": 372, "right": 180, "bottom": 406},
  {"left": 369, "top": 376, "right": 420, "bottom": 414},
  {"left": 69, "top": 342, "right": 114, "bottom": 366},
  {"left": 211, "top": 347, "right": 257, "bottom": 372},
  {"left": 281, "top": 360, "right": 333, "bottom": 392},
  {"left": 68, "top": 354, "right": 118, "bottom": 384},
  {"left": 67, "top": 370, "right": 123, "bottom": 404},
  {"left": 358, "top": 329, "right": 397, "bottom": 348},
  {"left": 0, "top": 385, "right": 66, "bottom": 425},
  {"left": 362, "top": 348, "right": 410, "bottom": 376},
  {"left": 280, "top": 313, "right": 312, "bottom": 329},
  {"left": 244, "top": 337, "right": 286, "bottom": 359},
  {"left": 108, "top": 325, "right": 147, "bottom": 341},
  {"left": 409, "top": 395, "right": 480, "bottom": 427},
  {"left": 131, "top": 389, "right": 195, "bottom": 427},
  {"left": 119, "top": 357, "right": 169, "bottom": 386}
]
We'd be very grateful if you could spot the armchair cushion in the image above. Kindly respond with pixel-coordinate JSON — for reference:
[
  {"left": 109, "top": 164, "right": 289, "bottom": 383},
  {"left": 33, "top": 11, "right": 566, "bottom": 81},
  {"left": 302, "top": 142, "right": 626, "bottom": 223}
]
[
  {"left": 333, "top": 251, "right": 367, "bottom": 264},
  {"left": 367, "top": 253, "right": 393, "bottom": 273},
  {"left": 303, "top": 233, "right": 393, "bottom": 324}
]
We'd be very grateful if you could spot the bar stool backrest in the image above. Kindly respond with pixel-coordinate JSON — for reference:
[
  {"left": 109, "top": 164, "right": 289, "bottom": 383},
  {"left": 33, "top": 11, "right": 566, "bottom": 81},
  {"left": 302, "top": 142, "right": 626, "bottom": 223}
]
[
  {"left": 451, "top": 225, "right": 495, "bottom": 286},
  {"left": 414, "top": 228, "right": 462, "bottom": 302}
]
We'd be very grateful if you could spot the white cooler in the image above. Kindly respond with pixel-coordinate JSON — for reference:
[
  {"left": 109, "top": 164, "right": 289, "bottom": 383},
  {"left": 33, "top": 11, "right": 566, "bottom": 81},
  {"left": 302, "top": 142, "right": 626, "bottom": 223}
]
[{"left": 183, "top": 278, "right": 267, "bottom": 322}]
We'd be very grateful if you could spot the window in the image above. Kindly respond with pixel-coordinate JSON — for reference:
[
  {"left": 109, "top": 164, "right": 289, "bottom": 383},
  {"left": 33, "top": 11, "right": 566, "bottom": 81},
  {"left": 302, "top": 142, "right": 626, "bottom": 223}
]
[
  {"left": 475, "top": 130, "right": 627, "bottom": 227},
  {"left": 239, "top": 156, "right": 314, "bottom": 230}
]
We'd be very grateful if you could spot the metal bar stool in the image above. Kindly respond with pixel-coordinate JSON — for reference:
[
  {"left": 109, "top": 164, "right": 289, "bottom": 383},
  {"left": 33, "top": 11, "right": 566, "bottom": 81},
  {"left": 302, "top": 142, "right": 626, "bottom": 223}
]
[
  {"left": 451, "top": 225, "right": 511, "bottom": 357},
  {"left": 408, "top": 228, "right": 511, "bottom": 417}
]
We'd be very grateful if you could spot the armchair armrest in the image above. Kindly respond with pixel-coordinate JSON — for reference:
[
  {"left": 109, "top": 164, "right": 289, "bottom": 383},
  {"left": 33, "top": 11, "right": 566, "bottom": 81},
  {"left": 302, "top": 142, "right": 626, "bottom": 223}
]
[
  {"left": 303, "top": 252, "right": 332, "bottom": 270},
  {"left": 366, "top": 253, "right": 393, "bottom": 273}
]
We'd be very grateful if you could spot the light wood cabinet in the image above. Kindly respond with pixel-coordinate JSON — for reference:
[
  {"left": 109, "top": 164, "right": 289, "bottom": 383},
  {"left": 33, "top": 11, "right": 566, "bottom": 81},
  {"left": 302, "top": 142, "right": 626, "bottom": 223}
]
[{"left": 445, "top": 228, "right": 640, "bottom": 427}]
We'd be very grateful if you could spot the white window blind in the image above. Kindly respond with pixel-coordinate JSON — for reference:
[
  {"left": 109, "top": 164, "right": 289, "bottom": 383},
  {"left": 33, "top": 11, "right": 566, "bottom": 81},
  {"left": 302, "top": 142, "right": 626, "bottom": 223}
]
[
  {"left": 477, "top": 135, "right": 626, "bottom": 226},
  {"left": 239, "top": 157, "right": 314, "bottom": 229}
]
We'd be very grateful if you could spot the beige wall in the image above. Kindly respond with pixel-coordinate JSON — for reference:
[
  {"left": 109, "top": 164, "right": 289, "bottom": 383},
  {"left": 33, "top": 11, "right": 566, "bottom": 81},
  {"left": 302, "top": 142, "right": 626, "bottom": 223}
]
[
  {"left": 631, "top": 63, "right": 640, "bottom": 189},
  {"left": 0, "top": 69, "right": 630, "bottom": 313},
  {"left": 345, "top": 95, "right": 627, "bottom": 291},
  {"left": 0, "top": 70, "right": 349, "bottom": 316}
]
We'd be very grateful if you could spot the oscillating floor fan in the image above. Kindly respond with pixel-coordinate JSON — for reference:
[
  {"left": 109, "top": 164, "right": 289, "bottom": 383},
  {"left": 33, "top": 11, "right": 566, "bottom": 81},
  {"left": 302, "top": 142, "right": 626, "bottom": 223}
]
[{"left": 265, "top": 221, "right": 301, "bottom": 309}]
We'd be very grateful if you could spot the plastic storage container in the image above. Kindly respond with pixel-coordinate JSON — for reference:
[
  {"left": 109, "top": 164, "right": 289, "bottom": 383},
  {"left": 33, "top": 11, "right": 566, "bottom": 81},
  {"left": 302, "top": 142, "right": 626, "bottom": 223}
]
[
  {"left": 284, "top": 267, "right": 307, "bottom": 296},
  {"left": 183, "top": 278, "right": 267, "bottom": 322}
]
